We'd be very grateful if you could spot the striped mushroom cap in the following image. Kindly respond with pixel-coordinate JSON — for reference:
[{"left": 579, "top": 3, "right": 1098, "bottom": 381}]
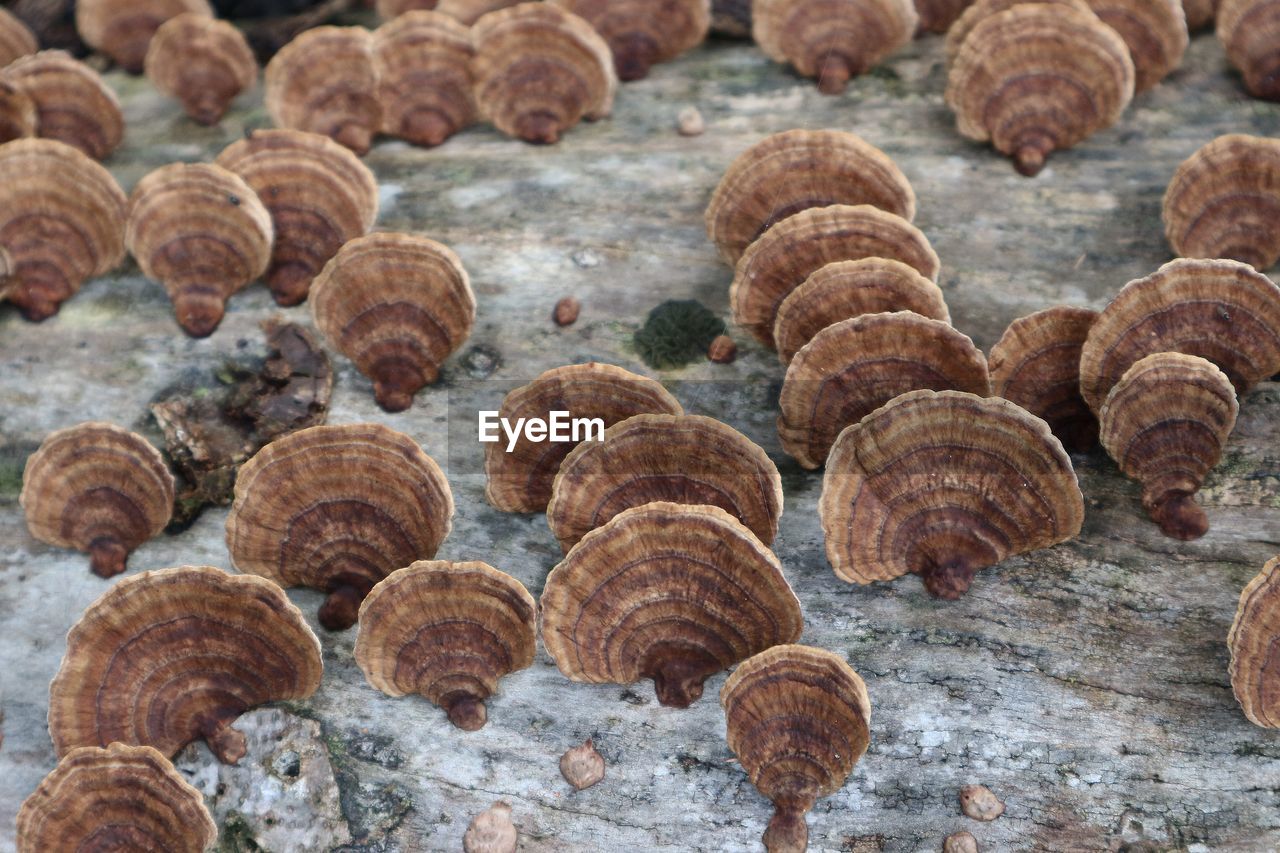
[
  {"left": 1218, "top": 0, "right": 1280, "bottom": 102},
  {"left": 1229, "top": 556, "right": 1280, "bottom": 728},
  {"left": 1, "top": 52, "right": 124, "bottom": 161},
  {"left": 264, "top": 26, "right": 381, "bottom": 155}
]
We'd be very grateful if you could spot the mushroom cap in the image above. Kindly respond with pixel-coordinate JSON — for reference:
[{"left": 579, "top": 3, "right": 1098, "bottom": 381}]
[
  {"left": 778, "top": 311, "right": 991, "bottom": 470},
  {"left": 988, "top": 305, "right": 1099, "bottom": 452},
  {"left": 75, "top": 0, "right": 214, "bottom": 73},
  {"left": 547, "top": 412, "right": 784, "bottom": 552},
  {"left": 438, "top": 0, "right": 524, "bottom": 24},
  {"left": 0, "top": 8, "right": 38, "bottom": 67},
  {"left": 48, "top": 566, "right": 323, "bottom": 763},
  {"left": 720, "top": 644, "right": 870, "bottom": 853},
  {"left": 1083, "top": 0, "right": 1188, "bottom": 92},
  {"left": 1, "top": 51, "right": 124, "bottom": 161},
  {"left": 15, "top": 743, "right": 217, "bottom": 853},
  {"left": 225, "top": 423, "right": 454, "bottom": 631},
  {"left": 264, "top": 26, "right": 381, "bottom": 156},
  {"left": 1078, "top": 258, "right": 1280, "bottom": 414},
  {"left": 1218, "top": 0, "right": 1280, "bottom": 101},
  {"left": 126, "top": 162, "right": 274, "bottom": 338},
  {"left": 915, "top": 0, "right": 978, "bottom": 33},
  {"left": 820, "top": 389, "right": 1084, "bottom": 599},
  {"left": 945, "top": 0, "right": 1093, "bottom": 68},
  {"left": 0, "top": 138, "right": 127, "bottom": 321},
  {"left": 145, "top": 13, "right": 257, "bottom": 127},
  {"left": 373, "top": 10, "right": 477, "bottom": 148},
  {"left": 471, "top": 4, "right": 617, "bottom": 144},
  {"left": 484, "top": 362, "right": 684, "bottom": 514},
  {"left": 773, "top": 257, "right": 950, "bottom": 365},
  {"left": 1228, "top": 556, "right": 1280, "bottom": 728},
  {"left": 730, "top": 203, "right": 940, "bottom": 349},
  {"left": 549, "top": 0, "right": 710, "bottom": 81},
  {"left": 1098, "top": 352, "right": 1237, "bottom": 540},
  {"left": 20, "top": 422, "right": 175, "bottom": 578},
  {"left": 309, "top": 232, "right": 475, "bottom": 412},
  {"left": 704, "top": 129, "right": 917, "bottom": 266},
  {"left": 541, "top": 502, "right": 803, "bottom": 707},
  {"left": 0, "top": 80, "right": 37, "bottom": 145},
  {"left": 216, "top": 128, "right": 378, "bottom": 307},
  {"left": 945, "top": 2, "right": 1135, "bottom": 176},
  {"left": 1163, "top": 134, "right": 1280, "bottom": 271},
  {"left": 1182, "top": 0, "right": 1217, "bottom": 29},
  {"left": 752, "top": 0, "right": 918, "bottom": 94}
]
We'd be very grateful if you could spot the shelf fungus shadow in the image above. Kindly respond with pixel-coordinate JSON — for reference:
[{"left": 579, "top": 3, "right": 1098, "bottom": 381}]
[
  {"left": 914, "top": 0, "right": 976, "bottom": 33},
  {"left": 1218, "top": 0, "right": 1280, "bottom": 102},
  {"left": 1228, "top": 556, "right": 1280, "bottom": 728},
  {"left": 373, "top": 10, "right": 477, "bottom": 147},
  {"left": 75, "top": 0, "right": 214, "bottom": 74},
  {"left": 549, "top": 0, "right": 710, "bottom": 82},
  {"left": 0, "top": 51, "right": 124, "bottom": 161},
  {"left": 145, "top": 13, "right": 257, "bottom": 126}
]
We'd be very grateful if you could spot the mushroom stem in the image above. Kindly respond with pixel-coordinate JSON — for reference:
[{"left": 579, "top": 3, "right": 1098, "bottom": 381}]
[
  {"left": 267, "top": 262, "right": 315, "bottom": 307},
  {"left": 614, "top": 34, "right": 659, "bottom": 82},
  {"left": 183, "top": 93, "right": 230, "bottom": 127},
  {"left": 372, "top": 359, "right": 430, "bottom": 413},
  {"left": 919, "top": 557, "right": 977, "bottom": 600},
  {"left": 199, "top": 715, "right": 248, "bottom": 765},
  {"left": 402, "top": 109, "right": 455, "bottom": 148},
  {"left": 815, "top": 56, "right": 852, "bottom": 96},
  {"left": 334, "top": 123, "right": 373, "bottom": 156},
  {"left": 14, "top": 282, "right": 61, "bottom": 322},
  {"left": 642, "top": 647, "right": 721, "bottom": 708},
  {"left": 515, "top": 111, "right": 561, "bottom": 145},
  {"left": 1146, "top": 490, "right": 1209, "bottom": 541},
  {"left": 762, "top": 806, "right": 808, "bottom": 853},
  {"left": 1013, "top": 136, "right": 1053, "bottom": 177},
  {"left": 442, "top": 691, "right": 489, "bottom": 731},
  {"left": 87, "top": 538, "right": 130, "bottom": 578},
  {"left": 318, "top": 580, "right": 374, "bottom": 631},
  {"left": 172, "top": 286, "right": 228, "bottom": 338}
]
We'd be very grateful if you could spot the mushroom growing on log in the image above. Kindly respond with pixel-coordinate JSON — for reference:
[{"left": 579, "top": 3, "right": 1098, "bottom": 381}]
[
  {"left": 1228, "top": 556, "right": 1280, "bottom": 728},
  {"left": 145, "top": 13, "right": 258, "bottom": 125},
  {"left": 264, "top": 26, "right": 381, "bottom": 155},
  {"left": 549, "top": 0, "right": 710, "bottom": 81},
  {"left": 1, "top": 51, "right": 124, "bottom": 160},
  {"left": 75, "top": 0, "right": 214, "bottom": 73},
  {"left": 1082, "top": 0, "right": 1187, "bottom": 92},
  {"left": 1217, "top": 0, "right": 1280, "bottom": 101},
  {"left": 373, "top": 10, "right": 477, "bottom": 147}
]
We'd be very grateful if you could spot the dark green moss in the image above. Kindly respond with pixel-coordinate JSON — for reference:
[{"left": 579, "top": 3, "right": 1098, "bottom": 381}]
[{"left": 634, "top": 300, "right": 726, "bottom": 369}]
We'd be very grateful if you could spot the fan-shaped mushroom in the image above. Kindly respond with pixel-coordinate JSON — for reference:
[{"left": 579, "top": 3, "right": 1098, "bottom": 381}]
[
  {"left": 226, "top": 423, "right": 454, "bottom": 630},
  {"left": 20, "top": 422, "right": 174, "bottom": 577},
  {"left": 772, "top": 258, "right": 950, "bottom": 364},
  {"left": 0, "top": 8, "right": 37, "bottom": 67},
  {"left": 542, "top": 502, "right": 802, "bottom": 707},
  {"left": 309, "top": 232, "right": 474, "bottom": 412},
  {"left": 721, "top": 644, "right": 871, "bottom": 853},
  {"left": 547, "top": 413, "right": 783, "bottom": 552},
  {"left": 1083, "top": 0, "right": 1187, "bottom": 92},
  {"left": 1078, "top": 258, "right": 1280, "bottom": 414},
  {"left": 752, "top": 0, "right": 918, "bottom": 94},
  {"left": 915, "top": 0, "right": 975, "bottom": 32},
  {"left": 471, "top": 4, "right": 616, "bottom": 144},
  {"left": 730, "top": 204, "right": 940, "bottom": 349},
  {"left": 944, "top": 0, "right": 1092, "bottom": 67},
  {"left": 1, "top": 51, "right": 124, "bottom": 161},
  {"left": 945, "top": 2, "right": 1135, "bottom": 175},
  {"left": 75, "top": 0, "right": 214, "bottom": 73},
  {"left": 264, "top": 26, "right": 381, "bottom": 155},
  {"left": 549, "top": 0, "right": 710, "bottom": 81},
  {"left": 373, "top": 10, "right": 477, "bottom": 147},
  {"left": 1099, "top": 352, "right": 1237, "bottom": 539},
  {"left": 355, "top": 560, "right": 535, "bottom": 730},
  {"left": 0, "top": 138, "right": 127, "bottom": 320},
  {"left": 145, "top": 13, "right": 257, "bottom": 126},
  {"left": 216, "top": 129, "right": 378, "bottom": 307},
  {"left": 779, "top": 311, "right": 991, "bottom": 469},
  {"left": 1228, "top": 556, "right": 1280, "bottom": 727},
  {"left": 1163, "top": 134, "right": 1280, "bottom": 271},
  {"left": 48, "top": 566, "right": 322, "bottom": 763},
  {"left": 704, "top": 129, "right": 917, "bottom": 266},
  {"left": 821, "top": 389, "right": 1084, "bottom": 598},
  {"left": 15, "top": 743, "right": 216, "bottom": 853},
  {"left": 484, "top": 362, "right": 683, "bottom": 513},
  {"left": 1182, "top": 0, "right": 1217, "bottom": 29},
  {"left": 0, "top": 80, "right": 37, "bottom": 145},
  {"left": 988, "top": 305, "right": 1099, "bottom": 452},
  {"left": 1218, "top": 0, "right": 1280, "bottom": 101}
]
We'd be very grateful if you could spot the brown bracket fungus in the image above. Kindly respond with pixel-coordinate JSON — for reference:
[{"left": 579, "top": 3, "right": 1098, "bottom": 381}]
[
  {"left": 226, "top": 423, "right": 454, "bottom": 630},
  {"left": 1218, "top": 0, "right": 1280, "bottom": 101},
  {"left": 373, "top": 10, "right": 477, "bottom": 147},
  {"left": 354, "top": 560, "right": 536, "bottom": 731},
  {"left": 730, "top": 203, "right": 940, "bottom": 349},
  {"left": 471, "top": 4, "right": 616, "bottom": 144},
  {"left": 75, "top": 0, "right": 214, "bottom": 73},
  {"left": 547, "top": 413, "right": 783, "bottom": 552},
  {"left": 1, "top": 51, "right": 124, "bottom": 161},
  {"left": 309, "top": 232, "right": 475, "bottom": 412},
  {"left": 145, "top": 13, "right": 257, "bottom": 126},
  {"left": 751, "top": 0, "right": 918, "bottom": 94},
  {"left": 1163, "top": 134, "right": 1280, "bottom": 271},
  {"left": 541, "top": 502, "right": 803, "bottom": 707},
  {"left": 1098, "top": 352, "right": 1237, "bottom": 540},
  {"left": 560, "top": 738, "right": 606, "bottom": 789},
  {"left": 0, "top": 8, "right": 37, "bottom": 67},
  {"left": 915, "top": 0, "right": 977, "bottom": 33},
  {"left": 549, "top": 0, "right": 711, "bottom": 81},
  {"left": 1183, "top": 0, "right": 1217, "bottom": 29},
  {"left": 0, "top": 138, "right": 127, "bottom": 320},
  {"left": 216, "top": 129, "right": 379, "bottom": 307},
  {"left": 1228, "top": 556, "right": 1280, "bottom": 727},
  {"left": 48, "top": 566, "right": 323, "bottom": 763},
  {"left": 704, "top": 129, "right": 917, "bottom": 266},
  {"left": 21, "top": 422, "right": 174, "bottom": 577},
  {"left": 436, "top": 0, "right": 526, "bottom": 25},
  {"left": 720, "top": 644, "right": 871, "bottom": 853},
  {"left": 778, "top": 311, "right": 991, "bottom": 469},
  {"left": 1083, "top": 0, "right": 1188, "bottom": 93},
  {"left": 15, "top": 743, "right": 217, "bottom": 853},
  {"left": 944, "top": 0, "right": 1093, "bottom": 67},
  {"left": 820, "top": 390, "right": 1084, "bottom": 599},
  {"left": 988, "top": 305, "right": 1100, "bottom": 452},
  {"left": 484, "top": 362, "right": 683, "bottom": 513},
  {"left": 0, "top": 80, "right": 37, "bottom": 145}
]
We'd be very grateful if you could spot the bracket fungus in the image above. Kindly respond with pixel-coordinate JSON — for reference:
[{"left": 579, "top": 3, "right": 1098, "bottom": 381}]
[
  {"left": 730, "top": 204, "right": 940, "bottom": 349},
  {"left": 355, "top": 560, "right": 536, "bottom": 731},
  {"left": 0, "top": 80, "right": 37, "bottom": 145},
  {"left": 309, "top": 232, "right": 475, "bottom": 412},
  {"left": 541, "top": 502, "right": 803, "bottom": 707},
  {"left": 1218, "top": 0, "right": 1280, "bottom": 101},
  {"left": 21, "top": 422, "right": 174, "bottom": 577},
  {"left": 373, "top": 10, "right": 477, "bottom": 147},
  {"left": 1228, "top": 556, "right": 1280, "bottom": 728},
  {"left": 720, "top": 644, "right": 871, "bottom": 853},
  {"left": 0, "top": 138, "right": 127, "bottom": 320},
  {"left": 704, "top": 129, "right": 917, "bottom": 266},
  {"left": 471, "top": 4, "right": 616, "bottom": 144},
  {"left": 145, "top": 13, "right": 257, "bottom": 126},
  {"left": 126, "top": 162, "right": 274, "bottom": 338},
  {"left": 988, "top": 305, "right": 1100, "bottom": 452},
  {"left": 226, "top": 423, "right": 454, "bottom": 630},
  {"left": 752, "top": 0, "right": 918, "bottom": 94},
  {"left": 944, "top": 0, "right": 1092, "bottom": 67},
  {"left": 915, "top": 0, "right": 977, "bottom": 32},
  {"left": 549, "top": 0, "right": 711, "bottom": 81},
  {"left": 1098, "top": 352, "right": 1238, "bottom": 540},
  {"left": 1, "top": 51, "right": 124, "bottom": 161},
  {"left": 484, "top": 362, "right": 683, "bottom": 513},
  {"left": 48, "top": 566, "right": 323, "bottom": 763},
  {"left": 778, "top": 311, "right": 991, "bottom": 469},
  {"left": 1163, "top": 134, "right": 1280, "bottom": 271},
  {"left": 820, "top": 390, "right": 1084, "bottom": 599},
  {"left": 15, "top": 743, "right": 217, "bottom": 853},
  {"left": 0, "top": 8, "right": 37, "bottom": 67},
  {"left": 265, "top": 26, "right": 381, "bottom": 155},
  {"left": 1083, "top": 0, "right": 1188, "bottom": 93},
  {"left": 75, "top": 0, "right": 214, "bottom": 73},
  {"left": 547, "top": 413, "right": 784, "bottom": 552}
]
